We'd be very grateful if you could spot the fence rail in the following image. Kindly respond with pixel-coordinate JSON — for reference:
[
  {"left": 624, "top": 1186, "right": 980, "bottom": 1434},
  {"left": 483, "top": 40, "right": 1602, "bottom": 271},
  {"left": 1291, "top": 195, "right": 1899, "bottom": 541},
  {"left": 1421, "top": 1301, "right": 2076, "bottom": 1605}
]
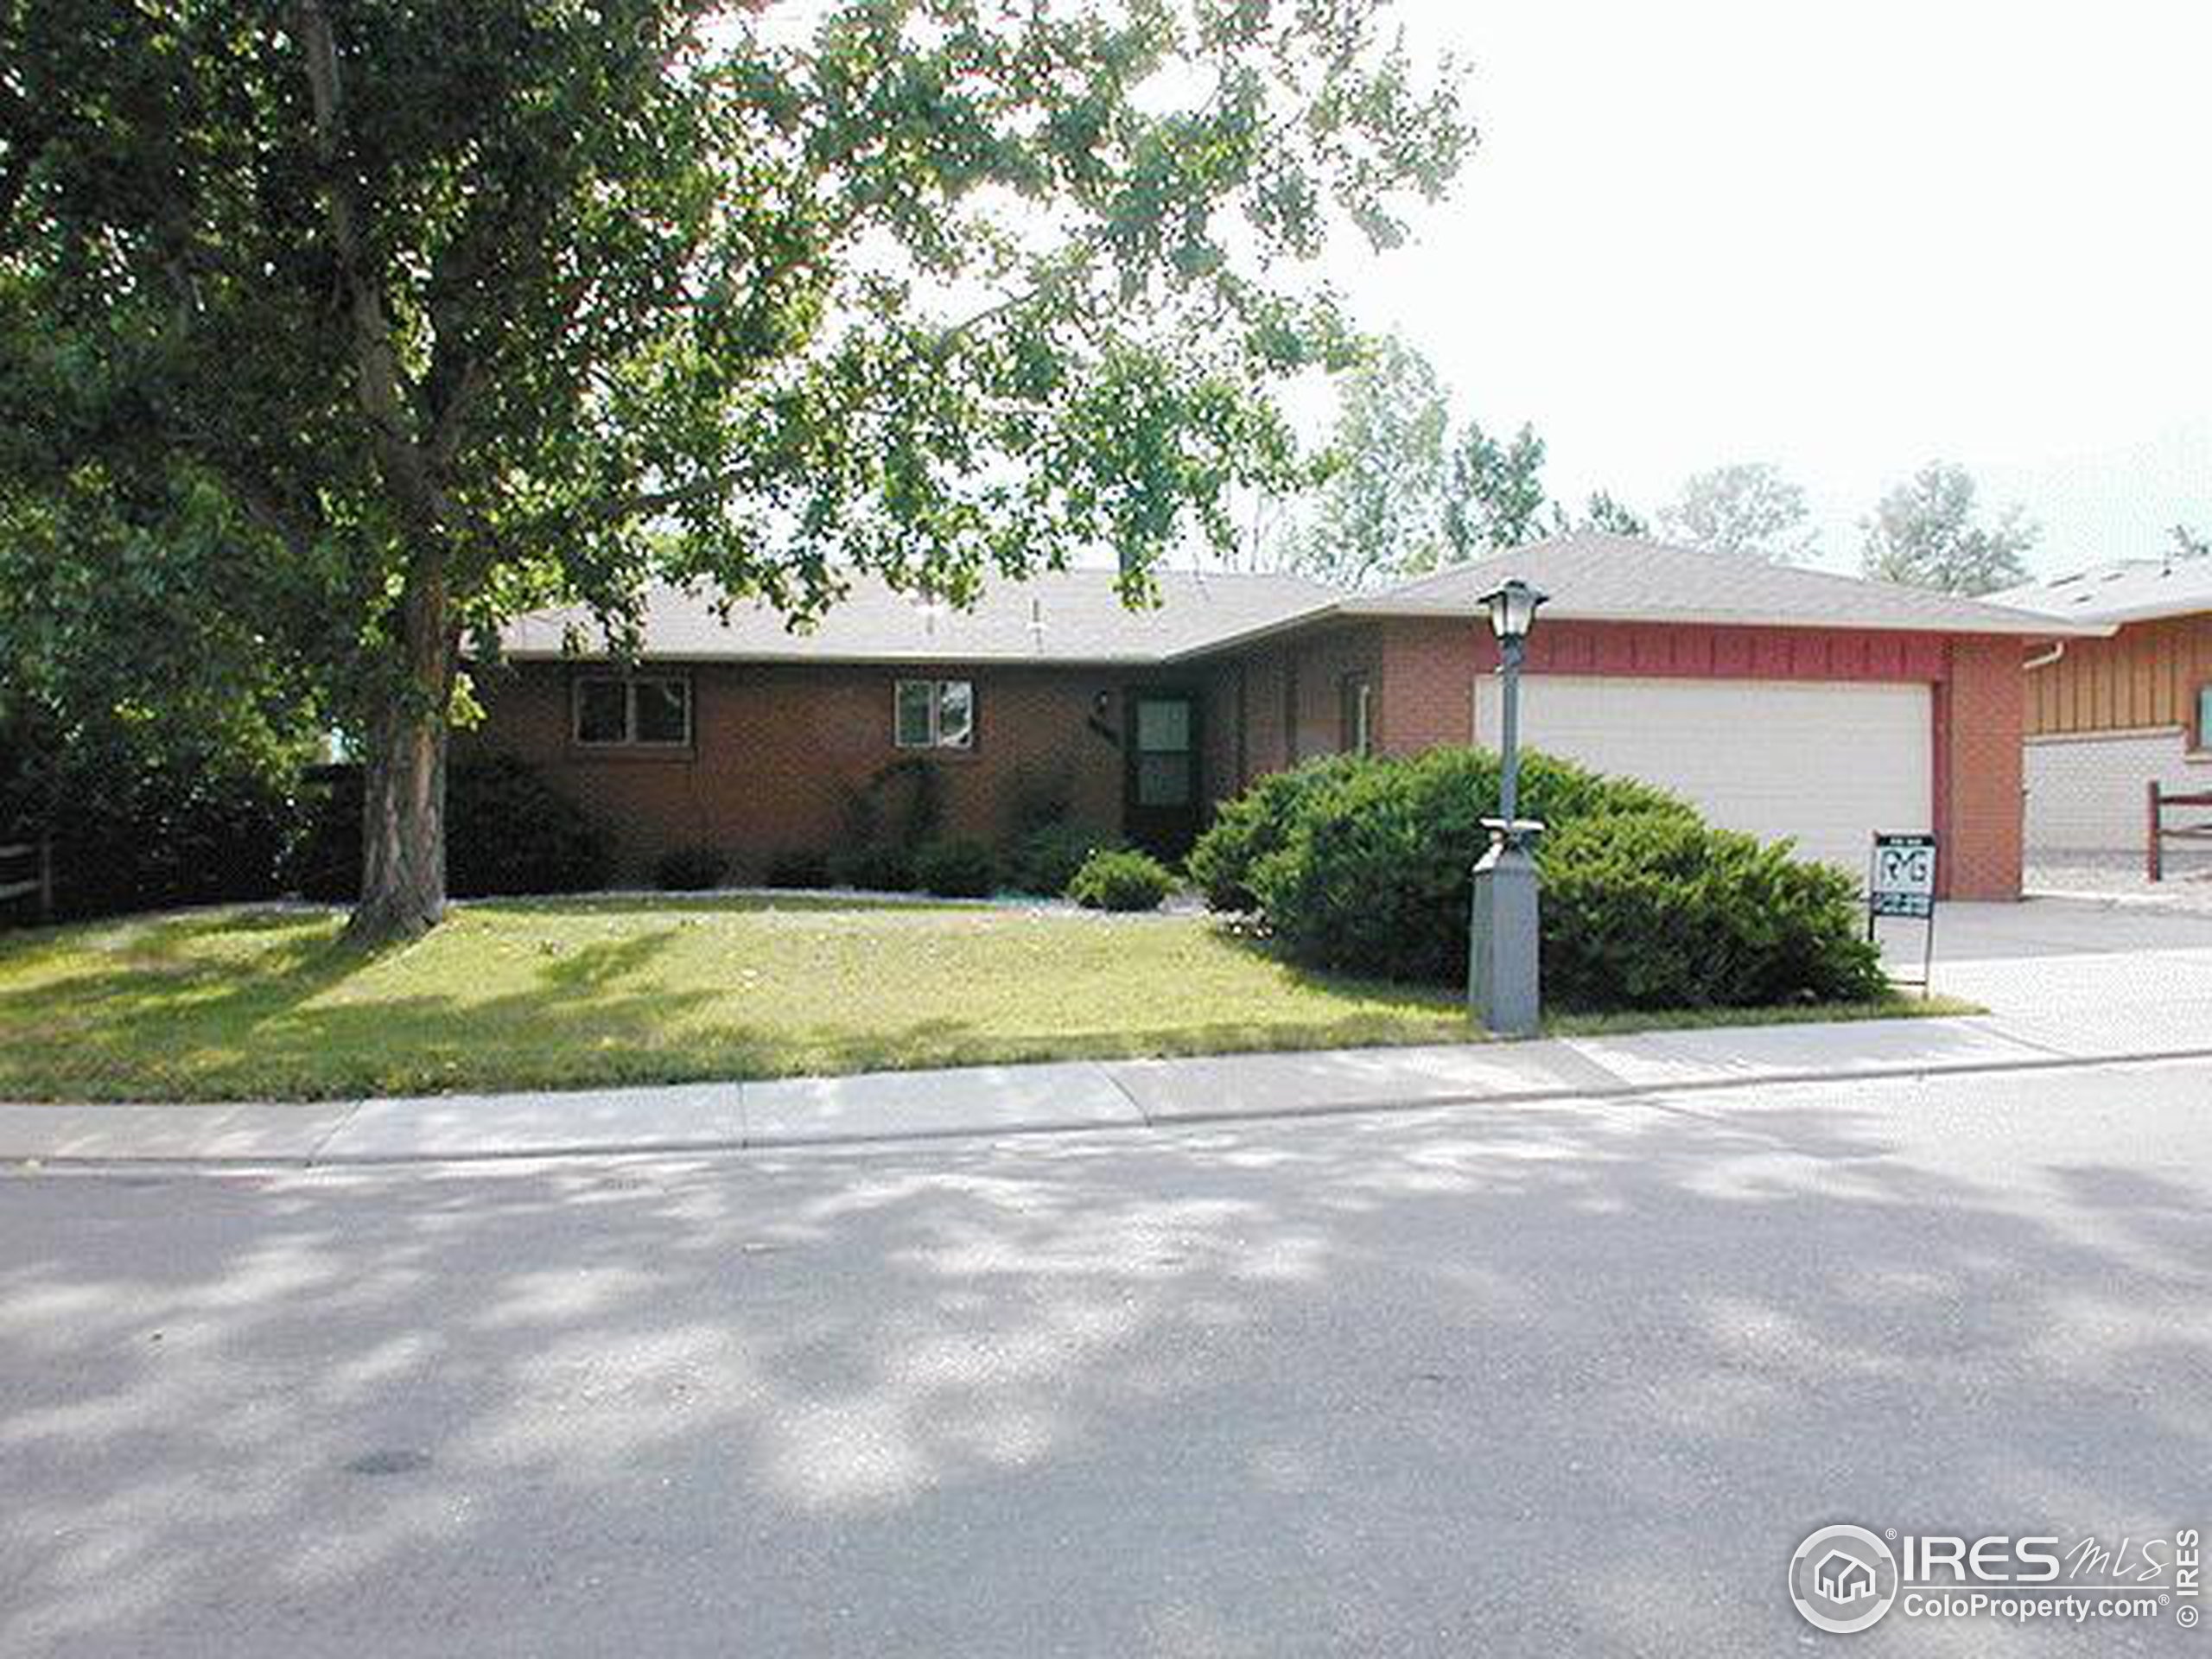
[
  {"left": 2146, "top": 782, "right": 2212, "bottom": 882},
  {"left": 0, "top": 837, "right": 53, "bottom": 918}
]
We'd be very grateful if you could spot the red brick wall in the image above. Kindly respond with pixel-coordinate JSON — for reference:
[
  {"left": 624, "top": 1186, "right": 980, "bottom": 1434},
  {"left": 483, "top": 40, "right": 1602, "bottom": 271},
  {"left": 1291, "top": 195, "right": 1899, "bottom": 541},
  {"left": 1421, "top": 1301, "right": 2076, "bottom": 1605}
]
[
  {"left": 1228, "top": 623, "right": 1384, "bottom": 780},
  {"left": 467, "top": 615, "right": 2027, "bottom": 898},
  {"left": 1939, "top": 636, "right": 2026, "bottom": 899},
  {"left": 1377, "top": 618, "right": 1476, "bottom": 753},
  {"left": 463, "top": 659, "right": 1171, "bottom": 880},
  {"left": 1356, "top": 617, "right": 2024, "bottom": 899}
]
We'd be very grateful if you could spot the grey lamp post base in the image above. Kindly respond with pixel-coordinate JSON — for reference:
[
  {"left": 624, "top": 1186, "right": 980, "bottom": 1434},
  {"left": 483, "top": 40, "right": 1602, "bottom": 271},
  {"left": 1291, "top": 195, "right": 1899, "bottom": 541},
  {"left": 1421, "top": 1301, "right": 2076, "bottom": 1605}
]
[{"left": 1469, "top": 818, "right": 1543, "bottom": 1038}]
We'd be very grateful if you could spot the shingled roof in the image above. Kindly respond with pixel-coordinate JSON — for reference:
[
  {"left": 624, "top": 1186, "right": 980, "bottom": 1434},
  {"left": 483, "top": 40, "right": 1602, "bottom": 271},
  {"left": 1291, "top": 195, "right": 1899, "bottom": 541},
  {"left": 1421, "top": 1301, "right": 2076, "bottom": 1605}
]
[
  {"left": 501, "top": 568, "right": 1338, "bottom": 664},
  {"left": 1992, "top": 556, "right": 2212, "bottom": 626},
  {"left": 1342, "top": 533, "right": 2107, "bottom": 638},
  {"left": 501, "top": 534, "right": 2102, "bottom": 667}
]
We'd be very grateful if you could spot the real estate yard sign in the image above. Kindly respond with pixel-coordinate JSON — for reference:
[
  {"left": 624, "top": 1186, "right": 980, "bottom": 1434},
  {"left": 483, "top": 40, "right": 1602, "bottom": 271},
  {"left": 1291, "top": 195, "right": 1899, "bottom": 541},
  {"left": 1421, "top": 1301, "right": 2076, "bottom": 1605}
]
[{"left": 1868, "top": 833, "right": 1938, "bottom": 994}]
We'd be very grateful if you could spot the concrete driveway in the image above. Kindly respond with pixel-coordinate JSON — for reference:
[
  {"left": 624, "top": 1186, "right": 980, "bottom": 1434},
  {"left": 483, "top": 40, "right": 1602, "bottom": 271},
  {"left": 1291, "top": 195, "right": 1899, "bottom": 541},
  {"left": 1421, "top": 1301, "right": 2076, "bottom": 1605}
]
[{"left": 1891, "top": 899, "right": 2212, "bottom": 1048}]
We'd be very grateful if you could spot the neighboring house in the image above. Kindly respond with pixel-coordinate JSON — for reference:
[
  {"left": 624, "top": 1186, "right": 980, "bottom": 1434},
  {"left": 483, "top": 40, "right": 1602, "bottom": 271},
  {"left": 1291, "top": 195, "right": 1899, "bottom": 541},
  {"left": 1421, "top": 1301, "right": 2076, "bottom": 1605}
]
[
  {"left": 1991, "top": 558, "right": 2212, "bottom": 859},
  {"left": 474, "top": 532, "right": 2090, "bottom": 897}
]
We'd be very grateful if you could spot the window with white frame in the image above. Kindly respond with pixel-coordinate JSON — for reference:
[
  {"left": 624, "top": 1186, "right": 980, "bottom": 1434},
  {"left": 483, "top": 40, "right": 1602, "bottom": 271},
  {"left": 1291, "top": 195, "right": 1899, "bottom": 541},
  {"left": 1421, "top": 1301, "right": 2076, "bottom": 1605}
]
[
  {"left": 894, "top": 678, "right": 975, "bottom": 749},
  {"left": 572, "top": 674, "right": 692, "bottom": 747}
]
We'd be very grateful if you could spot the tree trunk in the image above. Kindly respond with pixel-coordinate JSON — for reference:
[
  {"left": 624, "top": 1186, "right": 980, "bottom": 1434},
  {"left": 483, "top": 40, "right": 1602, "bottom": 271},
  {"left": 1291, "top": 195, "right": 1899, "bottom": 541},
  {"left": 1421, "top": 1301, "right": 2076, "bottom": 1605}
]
[{"left": 345, "top": 563, "right": 456, "bottom": 947}]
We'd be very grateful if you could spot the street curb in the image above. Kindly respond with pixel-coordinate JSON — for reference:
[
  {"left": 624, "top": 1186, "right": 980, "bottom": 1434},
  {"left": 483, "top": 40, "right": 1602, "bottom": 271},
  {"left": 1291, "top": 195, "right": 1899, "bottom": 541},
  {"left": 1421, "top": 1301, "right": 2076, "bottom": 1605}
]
[{"left": 9, "top": 1039, "right": 2212, "bottom": 1173}]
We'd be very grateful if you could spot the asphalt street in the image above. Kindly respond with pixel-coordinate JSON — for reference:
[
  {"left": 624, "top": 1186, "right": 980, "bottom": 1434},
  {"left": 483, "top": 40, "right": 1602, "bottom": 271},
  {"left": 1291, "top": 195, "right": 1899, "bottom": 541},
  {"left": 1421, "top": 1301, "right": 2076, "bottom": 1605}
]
[{"left": 3, "top": 1055, "right": 2208, "bottom": 1656}]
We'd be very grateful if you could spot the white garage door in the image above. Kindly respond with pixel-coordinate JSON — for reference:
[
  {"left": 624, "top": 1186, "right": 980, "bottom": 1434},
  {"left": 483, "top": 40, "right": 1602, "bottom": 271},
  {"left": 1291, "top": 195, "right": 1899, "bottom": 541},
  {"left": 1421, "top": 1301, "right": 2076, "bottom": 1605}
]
[{"left": 1473, "top": 675, "right": 1932, "bottom": 875}]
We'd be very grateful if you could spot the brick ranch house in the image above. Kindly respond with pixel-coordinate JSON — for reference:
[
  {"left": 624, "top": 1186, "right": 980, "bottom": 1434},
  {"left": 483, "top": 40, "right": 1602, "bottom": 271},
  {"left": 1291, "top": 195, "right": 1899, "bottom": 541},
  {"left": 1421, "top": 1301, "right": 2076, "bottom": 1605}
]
[
  {"left": 1993, "top": 557, "right": 2211, "bottom": 861},
  {"left": 470, "top": 532, "right": 2097, "bottom": 899}
]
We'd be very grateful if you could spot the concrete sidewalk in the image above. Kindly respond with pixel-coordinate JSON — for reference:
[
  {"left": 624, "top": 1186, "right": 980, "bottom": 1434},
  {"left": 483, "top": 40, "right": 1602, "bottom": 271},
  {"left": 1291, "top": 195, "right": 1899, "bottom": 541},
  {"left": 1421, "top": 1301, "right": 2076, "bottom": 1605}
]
[{"left": 5, "top": 991, "right": 2209, "bottom": 1166}]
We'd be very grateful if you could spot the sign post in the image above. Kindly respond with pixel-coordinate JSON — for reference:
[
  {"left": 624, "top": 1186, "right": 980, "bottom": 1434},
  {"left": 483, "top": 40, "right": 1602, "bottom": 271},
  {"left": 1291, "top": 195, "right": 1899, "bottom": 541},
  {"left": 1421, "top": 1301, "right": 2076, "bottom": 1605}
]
[{"left": 1867, "top": 832, "right": 1938, "bottom": 997}]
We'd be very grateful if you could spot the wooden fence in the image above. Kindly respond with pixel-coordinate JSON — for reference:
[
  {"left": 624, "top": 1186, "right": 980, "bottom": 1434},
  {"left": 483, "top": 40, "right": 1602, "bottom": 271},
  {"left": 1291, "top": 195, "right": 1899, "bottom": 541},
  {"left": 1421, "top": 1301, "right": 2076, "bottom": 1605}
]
[
  {"left": 0, "top": 836, "right": 53, "bottom": 922},
  {"left": 2146, "top": 782, "right": 2212, "bottom": 882}
]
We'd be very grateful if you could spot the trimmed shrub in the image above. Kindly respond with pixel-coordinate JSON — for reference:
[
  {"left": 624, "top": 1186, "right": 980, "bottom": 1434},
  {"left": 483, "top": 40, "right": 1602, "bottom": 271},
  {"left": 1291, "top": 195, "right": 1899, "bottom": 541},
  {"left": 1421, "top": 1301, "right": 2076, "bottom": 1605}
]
[
  {"left": 292, "top": 755, "right": 613, "bottom": 901},
  {"left": 826, "top": 844, "right": 917, "bottom": 893},
  {"left": 914, "top": 838, "right": 1000, "bottom": 898},
  {"left": 1006, "top": 822, "right": 1122, "bottom": 897},
  {"left": 764, "top": 849, "right": 833, "bottom": 890},
  {"left": 1538, "top": 811, "right": 1885, "bottom": 1009},
  {"left": 1067, "top": 847, "right": 1175, "bottom": 912},
  {"left": 1249, "top": 746, "right": 1694, "bottom": 982},
  {"left": 652, "top": 844, "right": 729, "bottom": 892},
  {"left": 1186, "top": 752, "right": 1370, "bottom": 912}
]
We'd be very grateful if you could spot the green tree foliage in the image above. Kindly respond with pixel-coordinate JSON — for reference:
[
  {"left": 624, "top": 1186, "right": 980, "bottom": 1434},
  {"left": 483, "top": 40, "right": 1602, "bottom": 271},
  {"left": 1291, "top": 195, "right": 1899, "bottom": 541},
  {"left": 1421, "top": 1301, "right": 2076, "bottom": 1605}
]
[
  {"left": 1284, "top": 333, "right": 1449, "bottom": 585},
  {"left": 1441, "top": 418, "right": 1552, "bottom": 558},
  {"left": 1860, "top": 461, "right": 2037, "bottom": 594},
  {"left": 1660, "top": 461, "right": 1819, "bottom": 563},
  {"left": 0, "top": 0, "right": 1471, "bottom": 940},
  {"left": 1573, "top": 490, "right": 1648, "bottom": 538}
]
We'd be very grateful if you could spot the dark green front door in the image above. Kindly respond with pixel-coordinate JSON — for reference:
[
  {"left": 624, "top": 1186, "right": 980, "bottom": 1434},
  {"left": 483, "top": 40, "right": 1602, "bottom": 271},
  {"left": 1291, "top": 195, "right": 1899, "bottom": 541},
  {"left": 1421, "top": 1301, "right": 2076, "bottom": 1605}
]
[{"left": 1123, "top": 690, "right": 1202, "bottom": 856}]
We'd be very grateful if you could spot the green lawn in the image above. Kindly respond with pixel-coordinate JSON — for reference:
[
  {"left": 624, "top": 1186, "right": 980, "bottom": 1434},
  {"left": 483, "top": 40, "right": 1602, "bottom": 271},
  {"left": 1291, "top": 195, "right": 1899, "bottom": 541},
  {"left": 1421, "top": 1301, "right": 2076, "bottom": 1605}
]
[{"left": 0, "top": 898, "right": 1968, "bottom": 1103}]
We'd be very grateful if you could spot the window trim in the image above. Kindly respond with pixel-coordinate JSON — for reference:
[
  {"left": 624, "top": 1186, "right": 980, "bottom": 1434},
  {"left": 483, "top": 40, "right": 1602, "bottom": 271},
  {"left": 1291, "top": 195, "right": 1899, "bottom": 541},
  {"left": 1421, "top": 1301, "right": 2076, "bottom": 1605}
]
[
  {"left": 570, "top": 671, "right": 694, "bottom": 750},
  {"left": 893, "top": 677, "right": 976, "bottom": 751}
]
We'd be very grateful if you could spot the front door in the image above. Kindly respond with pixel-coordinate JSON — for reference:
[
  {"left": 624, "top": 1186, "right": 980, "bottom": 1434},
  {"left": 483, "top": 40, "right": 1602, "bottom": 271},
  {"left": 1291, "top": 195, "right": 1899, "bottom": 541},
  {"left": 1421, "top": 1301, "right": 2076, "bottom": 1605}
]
[{"left": 1124, "top": 690, "right": 1202, "bottom": 856}]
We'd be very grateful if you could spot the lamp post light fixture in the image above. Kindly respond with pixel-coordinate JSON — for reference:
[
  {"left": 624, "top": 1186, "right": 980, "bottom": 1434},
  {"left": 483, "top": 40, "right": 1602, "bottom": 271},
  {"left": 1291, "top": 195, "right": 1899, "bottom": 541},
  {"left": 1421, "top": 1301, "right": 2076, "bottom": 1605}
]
[{"left": 1469, "top": 578, "right": 1548, "bottom": 1036}]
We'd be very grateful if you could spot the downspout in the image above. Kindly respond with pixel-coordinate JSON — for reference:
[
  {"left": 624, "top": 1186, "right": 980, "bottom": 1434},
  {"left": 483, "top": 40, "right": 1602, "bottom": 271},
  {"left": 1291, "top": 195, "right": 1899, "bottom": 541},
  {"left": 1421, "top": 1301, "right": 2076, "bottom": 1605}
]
[{"left": 2024, "top": 640, "right": 2066, "bottom": 671}]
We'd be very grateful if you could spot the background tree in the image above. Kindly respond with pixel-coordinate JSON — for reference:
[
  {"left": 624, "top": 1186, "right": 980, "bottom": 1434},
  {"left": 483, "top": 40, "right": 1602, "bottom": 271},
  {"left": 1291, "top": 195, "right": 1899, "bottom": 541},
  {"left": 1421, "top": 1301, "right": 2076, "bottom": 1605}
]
[
  {"left": 1441, "top": 419, "right": 1552, "bottom": 557},
  {"left": 1570, "top": 490, "right": 1649, "bottom": 537},
  {"left": 1282, "top": 334, "right": 1450, "bottom": 587},
  {"left": 1660, "top": 461, "right": 1819, "bottom": 563},
  {"left": 0, "top": 0, "right": 1471, "bottom": 942},
  {"left": 2171, "top": 524, "right": 2209, "bottom": 561},
  {"left": 1860, "top": 461, "right": 2037, "bottom": 594}
]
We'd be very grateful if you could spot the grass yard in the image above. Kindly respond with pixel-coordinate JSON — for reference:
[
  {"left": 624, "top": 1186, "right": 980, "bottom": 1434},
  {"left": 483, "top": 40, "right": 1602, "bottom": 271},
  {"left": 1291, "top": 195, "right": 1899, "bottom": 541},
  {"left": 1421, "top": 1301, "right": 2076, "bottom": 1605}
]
[{"left": 0, "top": 898, "right": 1969, "bottom": 1103}]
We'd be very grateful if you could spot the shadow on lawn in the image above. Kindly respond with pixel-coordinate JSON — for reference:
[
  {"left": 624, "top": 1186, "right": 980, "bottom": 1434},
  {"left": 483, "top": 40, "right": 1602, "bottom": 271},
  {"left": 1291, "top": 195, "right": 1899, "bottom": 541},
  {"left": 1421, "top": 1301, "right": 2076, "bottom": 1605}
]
[{"left": 0, "top": 1080, "right": 2205, "bottom": 1653}]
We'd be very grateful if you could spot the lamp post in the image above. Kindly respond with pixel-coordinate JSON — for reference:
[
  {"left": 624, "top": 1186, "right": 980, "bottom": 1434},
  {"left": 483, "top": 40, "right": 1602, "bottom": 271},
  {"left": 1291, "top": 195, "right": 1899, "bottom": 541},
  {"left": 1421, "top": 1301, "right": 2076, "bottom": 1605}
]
[{"left": 1469, "top": 578, "right": 1548, "bottom": 1036}]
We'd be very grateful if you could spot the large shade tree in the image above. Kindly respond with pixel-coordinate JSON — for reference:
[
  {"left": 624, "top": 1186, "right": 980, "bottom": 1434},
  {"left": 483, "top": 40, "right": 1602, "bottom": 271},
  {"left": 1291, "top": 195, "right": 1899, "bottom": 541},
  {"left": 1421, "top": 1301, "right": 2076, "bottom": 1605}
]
[{"left": 0, "top": 0, "right": 1471, "bottom": 941}]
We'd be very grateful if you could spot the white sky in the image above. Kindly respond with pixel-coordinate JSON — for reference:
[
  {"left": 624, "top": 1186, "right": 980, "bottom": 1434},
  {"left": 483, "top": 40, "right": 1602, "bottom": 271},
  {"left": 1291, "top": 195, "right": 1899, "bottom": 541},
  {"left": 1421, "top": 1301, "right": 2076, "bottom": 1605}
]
[{"left": 1321, "top": 0, "right": 2212, "bottom": 576}]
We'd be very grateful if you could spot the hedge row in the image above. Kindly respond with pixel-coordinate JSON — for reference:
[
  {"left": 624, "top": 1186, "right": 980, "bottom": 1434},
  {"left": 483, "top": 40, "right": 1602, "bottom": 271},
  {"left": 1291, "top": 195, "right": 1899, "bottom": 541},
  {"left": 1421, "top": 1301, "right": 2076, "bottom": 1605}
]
[{"left": 1195, "top": 746, "right": 1885, "bottom": 1011}]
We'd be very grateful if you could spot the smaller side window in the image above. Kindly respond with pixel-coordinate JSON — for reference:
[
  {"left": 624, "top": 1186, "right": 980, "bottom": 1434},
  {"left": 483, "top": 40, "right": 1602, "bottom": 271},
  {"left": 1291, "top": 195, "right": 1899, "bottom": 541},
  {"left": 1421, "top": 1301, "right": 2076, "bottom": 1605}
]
[
  {"left": 936, "top": 680, "right": 974, "bottom": 749},
  {"left": 575, "top": 677, "right": 632, "bottom": 746},
  {"left": 894, "top": 678, "right": 976, "bottom": 749},
  {"left": 632, "top": 677, "right": 691, "bottom": 746},
  {"left": 894, "top": 680, "right": 938, "bottom": 748},
  {"left": 573, "top": 674, "right": 691, "bottom": 747},
  {"left": 2196, "top": 683, "right": 2212, "bottom": 752},
  {"left": 1340, "top": 673, "right": 1373, "bottom": 757}
]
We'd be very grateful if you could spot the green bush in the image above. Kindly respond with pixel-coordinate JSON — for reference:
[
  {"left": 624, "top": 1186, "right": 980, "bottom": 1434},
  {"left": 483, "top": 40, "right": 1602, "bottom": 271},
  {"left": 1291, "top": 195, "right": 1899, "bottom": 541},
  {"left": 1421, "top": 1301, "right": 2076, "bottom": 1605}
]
[
  {"left": 291, "top": 755, "right": 613, "bottom": 901},
  {"left": 1538, "top": 811, "right": 1885, "bottom": 1009},
  {"left": 1006, "top": 822, "right": 1122, "bottom": 897},
  {"left": 1066, "top": 847, "right": 1175, "bottom": 912},
  {"left": 826, "top": 844, "right": 917, "bottom": 893},
  {"left": 764, "top": 849, "right": 833, "bottom": 889},
  {"left": 652, "top": 844, "right": 729, "bottom": 892},
  {"left": 1249, "top": 746, "right": 1693, "bottom": 982},
  {"left": 1186, "top": 753, "right": 1370, "bottom": 912},
  {"left": 914, "top": 838, "right": 1000, "bottom": 898}
]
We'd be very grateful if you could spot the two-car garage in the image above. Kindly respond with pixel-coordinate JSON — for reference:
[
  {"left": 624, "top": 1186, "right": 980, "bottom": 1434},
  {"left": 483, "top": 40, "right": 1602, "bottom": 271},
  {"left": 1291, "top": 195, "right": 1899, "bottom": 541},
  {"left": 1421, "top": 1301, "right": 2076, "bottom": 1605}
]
[
  {"left": 1335, "top": 532, "right": 2094, "bottom": 899},
  {"left": 1474, "top": 675, "right": 1932, "bottom": 878}
]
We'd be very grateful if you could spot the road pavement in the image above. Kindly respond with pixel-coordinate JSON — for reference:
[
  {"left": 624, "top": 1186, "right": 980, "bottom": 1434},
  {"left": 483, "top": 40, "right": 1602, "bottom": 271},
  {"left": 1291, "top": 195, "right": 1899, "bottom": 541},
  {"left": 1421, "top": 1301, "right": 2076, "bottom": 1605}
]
[{"left": 3, "top": 1052, "right": 2207, "bottom": 1656}]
